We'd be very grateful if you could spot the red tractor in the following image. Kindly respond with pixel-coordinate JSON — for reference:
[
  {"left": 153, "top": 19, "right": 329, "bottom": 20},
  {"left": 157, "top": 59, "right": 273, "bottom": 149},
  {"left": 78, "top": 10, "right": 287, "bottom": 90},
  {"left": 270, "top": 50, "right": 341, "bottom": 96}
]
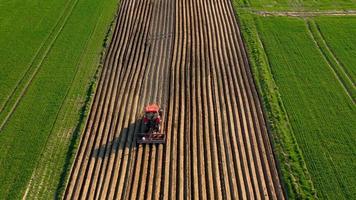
[{"left": 136, "top": 104, "right": 165, "bottom": 144}]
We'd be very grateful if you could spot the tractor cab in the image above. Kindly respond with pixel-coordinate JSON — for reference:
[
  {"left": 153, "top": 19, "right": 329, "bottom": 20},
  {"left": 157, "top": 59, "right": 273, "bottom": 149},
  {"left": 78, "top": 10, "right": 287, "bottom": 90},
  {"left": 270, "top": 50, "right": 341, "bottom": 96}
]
[{"left": 143, "top": 104, "right": 161, "bottom": 132}]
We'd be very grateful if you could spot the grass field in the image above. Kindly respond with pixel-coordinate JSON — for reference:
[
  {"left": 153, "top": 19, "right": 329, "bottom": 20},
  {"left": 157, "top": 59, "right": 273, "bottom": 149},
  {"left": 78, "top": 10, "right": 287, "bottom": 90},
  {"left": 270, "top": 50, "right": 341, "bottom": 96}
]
[
  {"left": 234, "top": 1, "right": 356, "bottom": 196},
  {"left": 256, "top": 17, "right": 355, "bottom": 199},
  {"left": 315, "top": 17, "right": 356, "bottom": 83},
  {"left": 0, "top": 0, "right": 70, "bottom": 111},
  {"left": 235, "top": 0, "right": 356, "bottom": 10},
  {"left": 0, "top": 0, "right": 118, "bottom": 198}
]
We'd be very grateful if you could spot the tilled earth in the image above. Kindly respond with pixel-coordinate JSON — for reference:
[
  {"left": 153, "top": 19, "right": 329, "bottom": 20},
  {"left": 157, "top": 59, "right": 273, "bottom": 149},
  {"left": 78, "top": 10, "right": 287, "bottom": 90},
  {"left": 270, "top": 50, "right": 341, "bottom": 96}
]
[{"left": 63, "top": 0, "right": 285, "bottom": 199}]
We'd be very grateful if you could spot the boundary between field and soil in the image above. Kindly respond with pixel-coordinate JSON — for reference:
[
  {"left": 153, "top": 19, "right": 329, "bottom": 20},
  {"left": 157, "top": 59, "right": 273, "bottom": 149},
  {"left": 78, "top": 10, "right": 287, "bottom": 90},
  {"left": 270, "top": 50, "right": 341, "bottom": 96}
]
[
  {"left": 232, "top": 5, "right": 318, "bottom": 199},
  {"left": 23, "top": 12, "right": 119, "bottom": 200},
  {"left": 233, "top": 0, "right": 356, "bottom": 196},
  {"left": 18, "top": 1, "right": 121, "bottom": 199},
  {"left": 56, "top": 6, "right": 121, "bottom": 200}
]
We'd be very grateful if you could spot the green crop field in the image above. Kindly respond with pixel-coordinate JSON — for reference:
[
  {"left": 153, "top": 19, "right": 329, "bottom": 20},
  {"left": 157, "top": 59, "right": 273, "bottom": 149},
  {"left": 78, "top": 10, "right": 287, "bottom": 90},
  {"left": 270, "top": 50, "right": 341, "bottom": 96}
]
[
  {"left": 235, "top": 0, "right": 356, "bottom": 10},
  {"left": 234, "top": 0, "right": 356, "bottom": 197},
  {"left": 0, "top": 0, "right": 118, "bottom": 199},
  {"left": 256, "top": 17, "right": 356, "bottom": 199},
  {"left": 315, "top": 17, "right": 356, "bottom": 84}
]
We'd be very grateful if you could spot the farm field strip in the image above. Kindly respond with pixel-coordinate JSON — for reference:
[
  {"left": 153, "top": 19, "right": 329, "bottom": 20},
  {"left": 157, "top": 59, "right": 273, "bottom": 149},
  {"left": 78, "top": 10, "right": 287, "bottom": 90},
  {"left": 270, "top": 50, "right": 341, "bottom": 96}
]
[
  {"left": 314, "top": 17, "right": 356, "bottom": 84},
  {"left": 306, "top": 20, "right": 355, "bottom": 102},
  {"left": 64, "top": 0, "right": 284, "bottom": 198},
  {"left": 253, "top": 16, "right": 356, "bottom": 199},
  {"left": 0, "top": 0, "right": 72, "bottom": 110},
  {"left": 0, "top": 0, "right": 119, "bottom": 198},
  {"left": 0, "top": 0, "right": 69, "bottom": 113},
  {"left": 22, "top": 0, "right": 119, "bottom": 198},
  {"left": 234, "top": 1, "right": 356, "bottom": 198},
  {"left": 0, "top": 0, "right": 81, "bottom": 131}
]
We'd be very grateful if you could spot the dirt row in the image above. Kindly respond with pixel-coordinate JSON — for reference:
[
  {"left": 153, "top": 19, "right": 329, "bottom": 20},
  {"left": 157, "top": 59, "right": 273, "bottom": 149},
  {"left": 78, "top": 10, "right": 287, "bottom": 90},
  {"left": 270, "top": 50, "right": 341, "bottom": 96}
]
[{"left": 63, "top": 0, "right": 285, "bottom": 198}]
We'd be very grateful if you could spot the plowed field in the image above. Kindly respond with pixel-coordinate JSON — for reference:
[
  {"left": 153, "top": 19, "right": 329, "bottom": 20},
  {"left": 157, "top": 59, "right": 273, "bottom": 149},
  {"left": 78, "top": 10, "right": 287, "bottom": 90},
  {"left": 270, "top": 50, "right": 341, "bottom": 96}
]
[{"left": 63, "top": 0, "right": 284, "bottom": 198}]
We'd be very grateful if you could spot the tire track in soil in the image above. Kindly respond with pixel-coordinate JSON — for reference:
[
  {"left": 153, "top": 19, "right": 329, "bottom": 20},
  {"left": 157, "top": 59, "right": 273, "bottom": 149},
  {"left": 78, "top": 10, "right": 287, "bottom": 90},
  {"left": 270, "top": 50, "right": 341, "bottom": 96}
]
[
  {"left": 0, "top": 0, "right": 81, "bottom": 131},
  {"left": 63, "top": 0, "right": 285, "bottom": 199}
]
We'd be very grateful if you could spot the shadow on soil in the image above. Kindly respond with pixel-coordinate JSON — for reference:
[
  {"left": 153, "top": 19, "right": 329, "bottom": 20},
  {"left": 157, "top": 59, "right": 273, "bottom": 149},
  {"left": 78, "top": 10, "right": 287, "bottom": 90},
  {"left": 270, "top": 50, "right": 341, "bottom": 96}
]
[{"left": 91, "top": 118, "right": 143, "bottom": 159}]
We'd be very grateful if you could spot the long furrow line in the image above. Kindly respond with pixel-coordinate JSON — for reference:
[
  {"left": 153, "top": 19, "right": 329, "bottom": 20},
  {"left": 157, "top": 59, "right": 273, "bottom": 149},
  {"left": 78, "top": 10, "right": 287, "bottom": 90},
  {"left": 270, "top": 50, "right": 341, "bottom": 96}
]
[
  {"left": 63, "top": 0, "right": 286, "bottom": 198},
  {"left": 178, "top": 0, "right": 189, "bottom": 197},
  {"left": 226, "top": 0, "right": 284, "bottom": 198},
  {"left": 126, "top": 0, "right": 166, "bottom": 197},
  {"left": 134, "top": 0, "right": 165, "bottom": 197},
  {"left": 198, "top": 0, "right": 221, "bottom": 198},
  {"left": 200, "top": 0, "right": 225, "bottom": 198},
  {"left": 143, "top": 0, "right": 174, "bottom": 197},
  {"left": 226, "top": 0, "right": 284, "bottom": 197},
  {"left": 209, "top": 0, "right": 259, "bottom": 198},
  {"left": 91, "top": 1, "right": 151, "bottom": 197},
  {"left": 102, "top": 0, "right": 154, "bottom": 196},
  {"left": 213, "top": 0, "right": 281, "bottom": 198},
  {"left": 160, "top": 0, "right": 180, "bottom": 197},
  {"left": 97, "top": 0, "right": 154, "bottom": 198},
  {"left": 92, "top": 0, "right": 154, "bottom": 197},
  {"left": 193, "top": 0, "right": 210, "bottom": 198},
  {"left": 207, "top": 1, "right": 233, "bottom": 197},
  {"left": 190, "top": 0, "right": 201, "bottom": 198},
  {"left": 193, "top": 0, "right": 225, "bottom": 198}
]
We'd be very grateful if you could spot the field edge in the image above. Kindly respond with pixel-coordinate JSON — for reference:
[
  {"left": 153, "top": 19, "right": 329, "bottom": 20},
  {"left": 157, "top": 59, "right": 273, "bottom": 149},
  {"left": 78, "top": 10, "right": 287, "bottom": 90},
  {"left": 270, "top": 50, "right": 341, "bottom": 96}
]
[
  {"left": 53, "top": 9, "right": 120, "bottom": 199},
  {"left": 21, "top": 1, "right": 121, "bottom": 199},
  {"left": 232, "top": 6, "right": 317, "bottom": 199}
]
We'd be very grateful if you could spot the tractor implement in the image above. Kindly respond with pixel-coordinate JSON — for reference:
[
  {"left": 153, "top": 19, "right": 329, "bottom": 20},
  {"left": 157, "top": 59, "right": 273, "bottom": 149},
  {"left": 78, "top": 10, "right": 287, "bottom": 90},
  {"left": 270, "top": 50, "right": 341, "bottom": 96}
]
[{"left": 136, "top": 132, "right": 166, "bottom": 144}]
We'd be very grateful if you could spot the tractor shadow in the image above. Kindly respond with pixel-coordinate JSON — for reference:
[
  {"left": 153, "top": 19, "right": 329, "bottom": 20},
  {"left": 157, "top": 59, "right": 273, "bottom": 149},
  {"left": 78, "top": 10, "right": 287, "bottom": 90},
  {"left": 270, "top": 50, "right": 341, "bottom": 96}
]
[{"left": 91, "top": 118, "right": 144, "bottom": 159}]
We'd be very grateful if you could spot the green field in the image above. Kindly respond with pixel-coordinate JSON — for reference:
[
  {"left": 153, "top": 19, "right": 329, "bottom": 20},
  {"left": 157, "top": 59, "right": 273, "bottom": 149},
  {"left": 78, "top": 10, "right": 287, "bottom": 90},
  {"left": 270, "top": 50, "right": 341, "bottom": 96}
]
[
  {"left": 235, "top": 0, "right": 356, "bottom": 10},
  {"left": 0, "top": 0, "right": 70, "bottom": 111},
  {"left": 315, "top": 17, "right": 356, "bottom": 84},
  {"left": 257, "top": 17, "right": 355, "bottom": 199},
  {"left": 234, "top": 1, "right": 356, "bottom": 198},
  {"left": 0, "top": 0, "right": 118, "bottom": 198}
]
